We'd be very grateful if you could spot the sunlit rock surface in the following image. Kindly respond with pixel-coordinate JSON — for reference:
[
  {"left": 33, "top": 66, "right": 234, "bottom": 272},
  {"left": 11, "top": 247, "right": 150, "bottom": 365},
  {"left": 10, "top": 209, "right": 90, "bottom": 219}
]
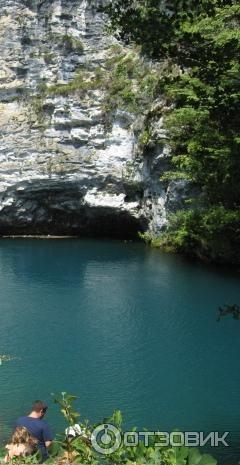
[{"left": 0, "top": 0, "right": 186, "bottom": 238}]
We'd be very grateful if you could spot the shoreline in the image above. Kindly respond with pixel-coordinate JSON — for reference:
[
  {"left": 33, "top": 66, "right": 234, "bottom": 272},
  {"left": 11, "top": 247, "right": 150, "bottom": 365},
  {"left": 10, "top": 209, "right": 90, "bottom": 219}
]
[
  {"left": 0, "top": 235, "right": 240, "bottom": 272},
  {"left": 1, "top": 235, "right": 79, "bottom": 239}
]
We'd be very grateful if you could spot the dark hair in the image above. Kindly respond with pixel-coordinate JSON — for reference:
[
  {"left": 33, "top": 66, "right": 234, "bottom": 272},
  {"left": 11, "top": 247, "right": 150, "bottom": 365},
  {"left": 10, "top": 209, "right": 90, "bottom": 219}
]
[{"left": 32, "top": 400, "right": 48, "bottom": 413}]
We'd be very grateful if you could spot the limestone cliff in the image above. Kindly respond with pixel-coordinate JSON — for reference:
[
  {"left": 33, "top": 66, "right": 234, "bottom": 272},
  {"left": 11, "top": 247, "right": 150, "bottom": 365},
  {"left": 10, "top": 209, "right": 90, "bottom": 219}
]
[{"left": 0, "top": 0, "right": 188, "bottom": 238}]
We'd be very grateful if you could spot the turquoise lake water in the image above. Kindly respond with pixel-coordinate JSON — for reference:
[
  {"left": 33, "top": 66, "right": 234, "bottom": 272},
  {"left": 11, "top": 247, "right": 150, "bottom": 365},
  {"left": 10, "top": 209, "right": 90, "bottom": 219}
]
[{"left": 0, "top": 239, "right": 239, "bottom": 463}]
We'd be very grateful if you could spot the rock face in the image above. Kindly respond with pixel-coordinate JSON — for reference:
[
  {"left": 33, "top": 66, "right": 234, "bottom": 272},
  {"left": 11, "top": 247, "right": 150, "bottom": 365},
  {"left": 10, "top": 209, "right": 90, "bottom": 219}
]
[{"left": 0, "top": 0, "right": 187, "bottom": 238}]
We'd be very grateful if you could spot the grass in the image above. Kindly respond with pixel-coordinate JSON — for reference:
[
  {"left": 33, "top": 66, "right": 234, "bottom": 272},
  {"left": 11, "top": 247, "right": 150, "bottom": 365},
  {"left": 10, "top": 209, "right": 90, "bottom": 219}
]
[
  {"left": 61, "top": 35, "right": 84, "bottom": 54},
  {"left": 25, "top": 44, "right": 164, "bottom": 141}
]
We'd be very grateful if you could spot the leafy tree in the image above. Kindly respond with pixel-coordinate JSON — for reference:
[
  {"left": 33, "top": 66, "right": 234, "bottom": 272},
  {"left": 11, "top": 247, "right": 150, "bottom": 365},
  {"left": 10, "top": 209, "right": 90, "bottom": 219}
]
[
  {"left": 102, "top": 0, "right": 240, "bottom": 264},
  {"left": 101, "top": 0, "right": 217, "bottom": 62}
]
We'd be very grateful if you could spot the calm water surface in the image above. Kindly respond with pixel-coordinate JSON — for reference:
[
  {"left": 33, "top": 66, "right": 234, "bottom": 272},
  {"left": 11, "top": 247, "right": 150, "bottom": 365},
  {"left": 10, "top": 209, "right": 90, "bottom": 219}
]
[{"left": 0, "top": 239, "right": 239, "bottom": 463}]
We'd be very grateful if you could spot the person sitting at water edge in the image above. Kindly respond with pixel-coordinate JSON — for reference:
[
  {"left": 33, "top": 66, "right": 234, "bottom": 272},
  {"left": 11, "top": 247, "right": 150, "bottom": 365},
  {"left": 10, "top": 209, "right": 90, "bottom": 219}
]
[
  {"left": 15, "top": 400, "right": 53, "bottom": 461},
  {"left": 4, "top": 426, "right": 38, "bottom": 462}
]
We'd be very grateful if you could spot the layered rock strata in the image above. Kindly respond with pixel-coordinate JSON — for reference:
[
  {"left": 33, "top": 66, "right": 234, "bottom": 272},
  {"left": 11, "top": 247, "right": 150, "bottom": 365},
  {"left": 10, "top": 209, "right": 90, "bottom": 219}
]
[{"left": 0, "top": 0, "right": 188, "bottom": 238}]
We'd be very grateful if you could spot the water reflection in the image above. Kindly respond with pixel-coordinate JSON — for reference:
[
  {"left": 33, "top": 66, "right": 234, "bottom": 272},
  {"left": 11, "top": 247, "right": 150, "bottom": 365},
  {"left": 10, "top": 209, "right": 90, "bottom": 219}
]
[{"left": 0, "top": 239, "right": 239, "bottom": 463}]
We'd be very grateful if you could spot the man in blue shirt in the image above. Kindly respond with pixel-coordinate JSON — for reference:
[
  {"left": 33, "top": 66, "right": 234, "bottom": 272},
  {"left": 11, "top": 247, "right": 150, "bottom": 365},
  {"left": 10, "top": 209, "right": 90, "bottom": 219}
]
[{"left": 15, "top": 400, "right": 53, "bottom": 461}]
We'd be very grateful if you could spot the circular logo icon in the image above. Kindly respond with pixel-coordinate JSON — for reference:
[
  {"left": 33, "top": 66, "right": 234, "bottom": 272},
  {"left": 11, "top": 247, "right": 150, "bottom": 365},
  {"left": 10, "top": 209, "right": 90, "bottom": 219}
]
[{"left": 91, "top": 423, "right": 121, "bottom": 454}]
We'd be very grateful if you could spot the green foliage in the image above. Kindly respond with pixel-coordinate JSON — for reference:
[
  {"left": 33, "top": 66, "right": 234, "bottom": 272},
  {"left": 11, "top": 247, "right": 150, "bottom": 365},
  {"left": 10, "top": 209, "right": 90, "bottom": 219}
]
[
  {"left": 47, "top": 68, "right": 104, "bottom": 97},
  {"left": 36, "top": 82, "right": 48, "bottom": 94},
  {"left": 61, "top": 34, "right": 84, "bottom": 54},
  {"left": 188, "top": 449, "right": 217, "bottom": 465},
  {"left": 102, "top": 49, "right": 161, "bottom": 114},
  {"left": 100, "top": 0, "right": 216, "bottom": 61},
  {"left": 9, "top": 452, "right": 40, "bottom": 464},
  {"left": 103, "top": 0, "right": 240, "bottom": 264},
  {"left": 0, "top": 446, "right": 7, "bottom": 460},
  {"left": 53, "top": 392, "right": 95, "bottom": 464},
  {"left": 160, "top": 3, "right": 240, "bottom": 208},
  {"left": 30, "top": 95, "right": 46, "bottom": 127},
  {"left": 1, "top": 392, "right": 217, "bottom": 465},
  {"left": 53, "top": 392, "right": 80, "bottom": 425},
  {"left": 153, "top": 207, "right": 240, "bottom": 264},
  {"left": 139, "top": 129, "right": 152, "bottom": 147},
  {"left": 50, "top": 392, "right": 217, "bottom": 465},
  {"left": 105, "top": 409, "right": 123, "bottom": 428},
  {"left": 101, "top": 1, "right": 236, "bottom": 64},
  {"left": 46, "top": 46, "right": 161, "bottom": 139}
]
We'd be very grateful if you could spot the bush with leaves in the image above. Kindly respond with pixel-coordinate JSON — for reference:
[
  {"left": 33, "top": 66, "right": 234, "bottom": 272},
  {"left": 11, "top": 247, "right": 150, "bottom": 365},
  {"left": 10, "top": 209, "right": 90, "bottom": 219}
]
[
  {"left": 45, "top": 393, "right": 217, "bottom": 465},
  {"left": 50, "top": 392, "right": 95, "bottom": 465}
]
